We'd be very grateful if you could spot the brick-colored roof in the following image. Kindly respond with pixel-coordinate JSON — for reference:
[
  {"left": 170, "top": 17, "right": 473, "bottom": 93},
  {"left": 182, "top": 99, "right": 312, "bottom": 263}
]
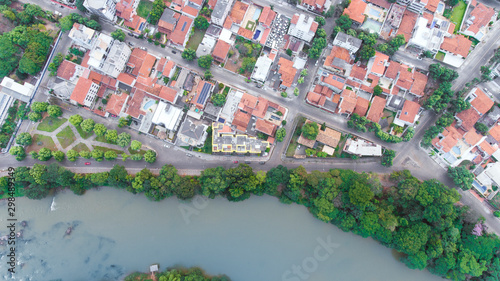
[
  {"left": 193, "top": 81, "right": 214, "bottom": 109},
  {"left": 489, "top": 124, "right": 500, "bottom": 142},
  {"left": 182, "top": 5, "right": 199, "bottom": 17},
  {"left": 159, "top": 86, "right": 177, "bottom": 103},
  {"left": 88, "top": 71, "right": 103, "bottom": 84},
  {"left": 396, "top": 10, "right": 418, "bottom": 41},
  {"left": 232, "top": 109, "right": 251, "bottom": 131},
  {"left": 463, "top": 129, "right": 483, "bottom": 145},
  {"left": 339, "top": 89, "right": 357, "bottom": 114},
  {"left": 384, "top": 61, "right": 400, "bottom": 79},
  {"left": 366, "top": 96, "right": 386, "bottom": 123},
  {"left": 448, "top": 22, "right": 456, "bottom": 34},
  {"left": 105, "top": 93, "right": 127, "bottom": 116},
  {"left": 370, "top": 51, "right": 389, "bottom": 76},
  {"left": 291, "top": 14, "right": 299, "bottom": 25},
  {"left": 470, "top": 88, "right": 494, "bottom": 115},
  {"left": 124, "top": 15, "right": 146, "bottom": 31},
  {"left": 57, "top": 60, "right": 78, "bottom": 80},
  {"left": 324, "top": 46, "right": 350, "bottom": 69},
  {"left": 398, "top": 100, "right": 420, "bottom": 123},
  {"left": 255, "top": 118, "right": 277, "bottom": 136},
  {"left": 253, "top": 97, "right": 270, "bottom": 119},
  {"left": 208, "top": 0, "right": 217, "bottom": 8},
  {"left": 171, "top": 15, "right": 193, "bottom": 46},
  {"left": 307, "top": 91, "right": 326, "bottom": 106},
  {"left": 353, "top": 97, "right": 369, "bottom": 117},
  {"left": 321, "top": 74, "right": 346, "bottom": 90},
  {"left": 316, "top": 127, "right": 342, "bottom": 147},
  {"left": 237, "top": 27, "right": 254, "bottom": 39},
  {"left": 410, "top": 71, "right": 428, "bottom": 97},
  {"left": 310, "top": 21, "right": 319, "bottom": 33},
  {"left": 125, "top": 89, "right": 146, "bottom": 118},
  {"left": 350, "top": 64, "right": 367, "bottom": 80},
  {"left": 139, "top": 54, "right": 156, "bottom": 78},
  {"left": 239, "top": 92, "right": 259, "bottom": 110},
  {"left": 396, "top": 66, "right": 413, "bottom": 90},
  {"left": 425, "top": 0, "right": 439, "bottom": 12},
  {"left": 303, "top": 0, "right": 327, "bottom": 8},
  {"left": 223, "top": 16, "right": 234, "bottom": 29},
  {"left": 422, "top": 11, "right": 434, "bottom": 23},
  {"left": 466, "top": 3, "right": 495, "bottom": 34},
  {"left": 117, "top": 72, "right": 136, "bottom": 85},
  {"left": 259, "top": 6, "right": 276, "bottom": 27},
  {"left": 479, "top": 140, "right": 497, "bottom": 155},
  {"left": 229, "top": 1, "right": 248, "bottom": 24},
  {"left": 343, "top": 0, "right": 367, "bottom": 24},
  {"left": 158, "top": 11, "right": 180, "bottom": 34},
  {"left": 456, "top": 108, "right": 481, "bottom": 131},
  {"left": 212, "top": 39, "right": 231, "bottom": 61},
  {"left": 278, "top": 57, "right": 298, "bottom": 88},
  {"left": 367, "top": 0, "right": 391, "bottom": 9},
  {"left": 434, "top": 125, "right": 463, "bottom": 153},
  {"left": 440, "top": 35, "right": 472, "bottom": 58},
  {"left": 163, "top": 60, "right": 175, "bottom": 77},
  {"left": 127, "top": 48, "right": 147, "bottom": 77},
  {"left": 70, "top": 77, "right": 94, "bottom": 105}
]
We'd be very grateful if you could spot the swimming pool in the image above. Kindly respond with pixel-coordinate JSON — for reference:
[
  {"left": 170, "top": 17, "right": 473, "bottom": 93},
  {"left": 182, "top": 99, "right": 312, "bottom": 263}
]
[
  {"left": 253, "top": 8, "right": 262, "bottom": 21},
  {"left": 362, "top": 18, "right": 382, "bottom": 34},
  {"left": 472, "top": 180, "right": 487, "bottom": 193},
  {"left": 437, "top": 2, "right": 444, "bottom": 14},
  {"left": 144, "top": 100, "right": 155, "bottom": 110}
]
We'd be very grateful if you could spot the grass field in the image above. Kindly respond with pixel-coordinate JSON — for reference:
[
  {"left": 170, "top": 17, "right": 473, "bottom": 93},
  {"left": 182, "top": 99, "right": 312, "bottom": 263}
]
[
  {"left": 137, "top": 0, "right": 153, "bottom": 19},
  {"left": 75, "top": 125, "right": 94, "bottom": 139},
  {"left": 28, "top": 134, "right": 57, "bottom": 152},
  {"left": 56, "top": 126, "right": 76, "bottom": 149},
  {"left": 450, "top": 0, "right": 467, "bottom": 32},
  {"left": 245, "top": 21, "right": 256, "bottom": 31},
  {"left": 128, "top": 147, "right": 147, "bottom": 155},
  {"left": 435, "top": 51, "right": 445, "bottom": 61},
  {"left": 92, "top": 145, "right": 124, "bottom": 154},
  {"left": 72, "top": 142, "right": 90, "bottom": 152},
  {"left": 37, "top": 116, "right": 67, "bottom": 132},
  {"left": 186, "top": 29, "right": 206, "bottom": 50},
  {"left": 95, "top": 135, "right": 116, "bottom": 145}
]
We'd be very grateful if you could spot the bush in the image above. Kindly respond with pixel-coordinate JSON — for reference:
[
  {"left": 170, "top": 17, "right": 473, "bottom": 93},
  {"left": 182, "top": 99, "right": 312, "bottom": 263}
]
[{"left": 281, "top": 92, "right": 288, "bottom": 98}]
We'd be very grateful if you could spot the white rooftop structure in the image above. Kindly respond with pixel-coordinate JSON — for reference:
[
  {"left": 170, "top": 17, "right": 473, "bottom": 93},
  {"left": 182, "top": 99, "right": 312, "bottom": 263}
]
[
  {"left": 152, "top": 101, "right": 184, "bottom": 131},
  {"left": 293, "top": 57, "right": 307, "bottom": 69},
  {"left": 0, "top": 93, "right": 13, "bottom": 127},
  {"left": 196, "top": 35, "right": 217, "bottom": 58},
  {"left": 219, "top": 89, "right": 243, "bottom": 123},
  {"left": 409, "top": 16, "right": 449, "bottom": 53},
  {"left": 476, "top": 162, "right": 500, "bottom": 191},
  {"left": 87, "top": 34, "right": 131, "bottom": 78},
  {"left": 251, "top": 55, "right": 273, "bottom": 83},
  {"left": 0, "top": 77, "right": 35, "bottom": 103},
  {"left": 287, "top": 13, "right": 317, "bottom": 43},
  {"left": 219, "top": 28, "right": 234, "bottom": 44},
  {"left": 344, "top": 138, "right": 382, "bottom": 156},
  {"left": 84, "top": 0, "right": 117, "bottom": 22},
  {"left": 87, "top": 33, "right": 113, "bottom": 69},
  {"left": 68, "top": 23, "right": 97, "bottom": 49}
]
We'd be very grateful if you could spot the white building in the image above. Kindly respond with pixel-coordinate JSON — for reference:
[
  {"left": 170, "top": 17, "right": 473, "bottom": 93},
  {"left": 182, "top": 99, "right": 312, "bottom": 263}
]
[
  {"left": 84, "top": 0, "right": 118, "bottom": 22},
  {"left": 0, "top": 77, "right": 35, "bottom": 103},
  {"left": 287, "top": 13, "right": 318, "bottom": 43},
  {"left": 409, "top": 16, "right": 451, "bottom": 54},
  {"left": 68, "top": 23, "right": 97, "bottom": 49},
  {"left": 87, "top": 33, "right": 131, "bottom": 78},
  {"left": 344, "top": 138, "right": 382, "bottom": 156},
  {"left": 196, "top": 35, "right": 217, "bottom": 58},
  {"left": 152, "top": 101, "right": 184, "bottom": 131},
  {"left": 211, "top": 0, "right": 234, "bottom": 26},
  {"left": 333, "top": 32, "right": 362, "bottom": 54},
  {"left": 251, "top": 55, "right": 273, "bottom": 83}
]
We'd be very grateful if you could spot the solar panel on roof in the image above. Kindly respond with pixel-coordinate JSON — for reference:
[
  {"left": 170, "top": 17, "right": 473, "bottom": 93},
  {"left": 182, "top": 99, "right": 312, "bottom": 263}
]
[
  {"left": 181, "top": 21, "right": 187, "bottom": 32},
  {"left": 197, "top": 82, "right": 211, "bottom": 105}
]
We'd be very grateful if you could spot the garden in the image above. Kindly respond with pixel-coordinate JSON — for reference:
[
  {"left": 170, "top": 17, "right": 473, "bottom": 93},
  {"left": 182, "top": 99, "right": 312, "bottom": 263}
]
[
  {"left": 224, "top": 36, "right": 262, "bottom": 77},
  {"left": 450, "top": 0, "right": 467, "bottom": 32}
]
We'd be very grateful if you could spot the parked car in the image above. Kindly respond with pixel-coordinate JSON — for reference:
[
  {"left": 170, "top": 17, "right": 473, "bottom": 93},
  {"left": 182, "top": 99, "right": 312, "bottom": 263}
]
[
  {"left": 128, "top": 33, "right": 134, "bottom": 36},
  {"left": 84, "top": 162, "right": 91, "bottom": 165},
  {"left": 233, "top": 161, "right": 239, "bottom": 164},
  {"left": 171, "top": 50, "right": 177, "bottom": 54},
  {"left": 139, "top": 47, "right": 147, "bottom": 51},
  {"left": 186, "top": 154, "right": 193, "bottom": 157},
  {"left": 259, "top": 162, "right": 265, "bottom": 165},
  {"left": 128, "top": 42, "right": 134, "bottom": 47},
  {"left": 245, "top": 161, "right": 251, "bottom": 164},
  {"left": 164, "top": 144, "right": 170, "bottom": 148}
]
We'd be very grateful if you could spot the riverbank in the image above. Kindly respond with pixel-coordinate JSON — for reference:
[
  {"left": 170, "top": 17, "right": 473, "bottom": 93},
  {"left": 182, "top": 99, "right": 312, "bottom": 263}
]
[
  {"left": 4, "top": 163, "right": 500, "bottom": 280},
  {"left": 124, "top": 266, "right": 230, "bottom": 281}
]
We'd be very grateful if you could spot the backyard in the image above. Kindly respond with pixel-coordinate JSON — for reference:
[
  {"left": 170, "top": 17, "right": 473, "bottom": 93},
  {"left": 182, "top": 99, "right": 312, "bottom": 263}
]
[
  {"left": 137, "top": 0, "right": 153, "bottom": 19},
  {"left": 435, "top": 51, "right": 445, "bottom": 61},
  {"left": 224, "top": 38, "right": 262, "bottom": 76},
  {"left": 186, "top": 29, "right": 206, "bottom": 51},
  {"left": 450, "top": 0, "right": 467, "bottom": 32}
]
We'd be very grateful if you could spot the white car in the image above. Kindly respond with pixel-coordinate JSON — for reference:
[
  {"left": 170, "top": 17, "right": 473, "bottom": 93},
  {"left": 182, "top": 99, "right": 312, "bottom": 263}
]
[{"left": 164, "top": 144, "right": 170, "bottom": 148}]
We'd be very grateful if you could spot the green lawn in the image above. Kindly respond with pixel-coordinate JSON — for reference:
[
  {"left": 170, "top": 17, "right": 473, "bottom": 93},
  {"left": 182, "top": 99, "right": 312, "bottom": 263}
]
[
  {"left": 128, "top": 147, "right": 147, "bottom": 155},
  {"left": 186, "top": 29, "right": 206, "bottom": 50},
  {"left": 28, "top": 134, "right": 57, "bottom": 152},
  {"left": 72, "top": 142, "right": 90, "bottom": 152},
  {"left": 450, "top": 0, "right": 467, "bottom": 32},
  {"left": 92, "top": 145, "right": 124, "bottom": 154},
  {"left": 245, "top": 21, "right": 256, "bottom": 31},
  {"left": 223, "top": 86, "right": 231, "bottom": 96},
  {"left": 137, "top": 0, "right": 153, "bottom": 18},
  {"left": 37, "top": 116, "right": 67, "bottom": 132},
  {"left": 95, "top": 135, "right": 116, "bottom": 145},
  {"left": 75, "top": 125, "right": 94, "bottom": 139},
  {"left": 435, "top": 51, "right": 445, "bottom": 61},
  {"left": 56, "top": 126, "right": 76, "bottom": 149}
]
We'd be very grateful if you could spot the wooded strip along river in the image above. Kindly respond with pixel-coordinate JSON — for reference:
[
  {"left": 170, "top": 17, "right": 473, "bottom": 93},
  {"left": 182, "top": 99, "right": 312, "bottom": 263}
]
[{"left": 0, "top": 188, "right": 444, "bottom": 281}]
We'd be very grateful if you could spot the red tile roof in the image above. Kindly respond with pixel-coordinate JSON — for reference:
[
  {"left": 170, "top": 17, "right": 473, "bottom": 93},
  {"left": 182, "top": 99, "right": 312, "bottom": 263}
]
[
  {"left": 384, "top": 61, "right": 400, "bottom": 79},
  {"left": 434, "top": 125, "right": 463, "bottom": 153},
  {"left": 350, "top": 64, "right": 367, "bottom": 80},
  {"left": 448, "top": 22, "right": 456, "bottom": 34},
  {"left": 139, "top": 54, "right": 157, "bottom": 78},
  {"left": 158, "top": 11, "right": 180, "bottom": 34},
  {"left": 223, "top": 16, "right": 234, "bottom": 29},
  {"left": 398, "top": 100, "right": 420, "bottom": 123},
  {"left": 193, "top": 81, "right": 214, "bottom": 109},
  {"left": 278, "top": 57, "right": 298, "bottom": 88},
  {"left": 343, "top": 0, "right": 367, "bottom": 24},
  {"left": 396, "top": 66, "right": 413, "bottom": 90},
  {"left": 306, "top": 91, "right": 326, "bottom": 107},
  {"left": 456, "top": 108, "right": 481, "bottom": 131},
  {"left": 397, "top": 10, "right": 418, "bottom": 41},
  {"left": 440, "top": 35, "right": 472, "bottom": 58},
  {"left": 255, "top": 118, "right": 277, "bottom": 136},
  {"left": 321, "top": 74, "right": 346, "bottom": 90},
  {"left": 124, "top": 15, "right": 146, "bottom": 32},
  {"left": 163, "top": 60, "right": 176, "bottom": 77},
  {"left": 105, "top": 93, "right": 128, "bottom": 116},
  {"left": 367, "top": 0, "right": 391, "bottom": 9},
  {"left": 339, "top": 89, "right": 357, "bottom": 114},
  {"left": 57, "top": 60, "right": 78, "bottom": 80},
  {"left": 208, "top": 0, "right": 217, "bottom": 8},
  {"left": 470, "top": 88, "right": 494, "bottom": 115},
  {"left": 466, "top": 3, "right": 495, "bottom": 34},
  {"left": 324, "top": 46, "right": 350, "bottom": 70},
  {"left": 253, "top": 97, "right": 271, "bottom": 119},
  {"left": 425, "top": 0, "right": 439, "bottom": 12},
  {"left": 479, "top": 140, "right": 497, "bottom": 155},
  {"left": 125, "top": 89, "right": 146, "bottom": 118},
  {"left": 366, "top": 96, "right": 386, "bottom": 123},
  {"left": 422, "top": 11, "right": 434, "bottom": 23},
  {"left": 127, "top": 48, "right": 147, "bottom": 77},
  {"left": 291, "top": 14, "right": 299, "bottom": 25},
  {"left": 259, "top": 6, "right": 276, "bottom": 27},
  {"left": 70, "top": 77, "right": 94, "bottom": 105},
  {"left": 489, "top": 124, "right": 500, "bottom": 142},
  {"left": 182, "top": 5, "right": 199, "bottom": 17},
  {"left": 171, "top": 15, "right": 193, "bottom": 46},
  {"left": 212, "top": 40, "right": 231, "bottom": 62},
  {"left": 463, "top": 129, "right": 483, "bottom": 145},
  {"left": 232, "top": 109, "right": 251, "bottom": 131},
  {"left": 237, "top": 27, "right": 254, "bottom": 39},
  {"left": 117, "top": 72, "right": 136, "bottom": 85},
  {"left": 410, "top": 71, "right": 428, "bottom": 97},
  {"left": 370, "top": 51, "right": 389, "bottom": 76},
  {"left": 239, "top": 92, "right": 259, "bottom": 110},
  {"left": 229, "top": 1, "right": 248, "bottom": 24},
  {"left": 159, "top": 86, "right": 177, "bottom": 103},
  {"left": 353, "top": 97, "right": 369, "bottom": 117}
]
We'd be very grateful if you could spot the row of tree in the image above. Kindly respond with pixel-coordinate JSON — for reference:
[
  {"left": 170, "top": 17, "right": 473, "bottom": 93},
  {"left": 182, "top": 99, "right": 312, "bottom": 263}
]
[
  {"left": 125, "top": 266, "right": 230, "bottom": 281},
  {"left": 6, "top": 163, "right": 500, "bottom": 280}
]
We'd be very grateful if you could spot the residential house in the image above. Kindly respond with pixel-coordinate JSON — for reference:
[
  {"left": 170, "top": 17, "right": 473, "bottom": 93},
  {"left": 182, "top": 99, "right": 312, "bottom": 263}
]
[
  {"left": 367, "top": 0, "right": 391, "bottom": 9},
  {"left": 476, "top": 162, "right": 500, "bottom": 198},
  {"left": 394, "top": 99, "right": 421, "bottom": 126},
  {"left": 456, "top": 87, "right": 494, "bottom": 131},
  {"left": 83, "top": 0, "right": 117, "bottom": 22},
  {"left": 406, "top": 0, "right": 427, "bottom": 14},
  {"left": 255, "top": 118, "right": 277, "bottom": 136},
  {"left": 432, "top": 125, "right": 463, "bottom": 154},
  {"left": 332, "top": 32, "right": 362, "bottom": 54},
  {"left": 258, "top": 6, "right": 276, "bottom": 28},
  {"left": 277, "top": 57, "right": 298, "bottom": 89},
  {"left": 70, "top": 77, "right": 100, "bottom": 107},
  {"left": 353, "top": 97, "right": 370, "bottom": 116},
  {"left": 439, "top": 34, "right": 472, "bottom": 67},
  {"left": 323, "top": 46, "right": 351, "bottom": 74},
  {"left": 196, "top": 35, "right": 217, "bottom": 57},
  {"left": 300, "top": 0, "right": 332, "bottom": 13},
  {"left": 463, "top": 2, "right": 496, "bottom": 41},
  {"left": 424, "top": 0, "right": 439, "bottom": 12},
  {"left": 366, "top": 95, "right": 386, "bottom": 123},
  {"left": 115, "top": 0, "right": 139, "bottom": 21},
  {"left": 338, "top": 89, "right": 357, "bottom": 116},
  {"left": 410, "top": 71, "right": 428, "bottom": 97},
  {"left": 177, "top": 117, "right": 209, "bottom": 146},
  {"left": 192, "top": 81, "right": 214, "bottom": 110},
  {"left": 344, "top": 138, "right": 382, "bottom": 156},
  {"left": 57, "top": 60, "right": 85, "bottom": 83},
  {"left": 158, "top": 8, "right": 181, "bottom": 36},
  {"left": 124, "top": 14, "right": 147, "bottom": 33},
  {"left": 211, "top": 0, "right": 234, "bottom": 26},
  {"left": 287, "top": 13, "right": 319, "bottom": 43},
  {"left": 343, "top": 0, "right": 367, "bottom": 24},
  {"left": 223, "top": 1, "right": 248, "bottom": 31},
  {"left": 305, "top": 85, "right": 338, "bottom": 113},
  {"left": 170, "top": 15, "right": 194, "bottom": 48},
  {"left": 105, "top": 92, "right": 129, "bottom": 116},
  {"left": 396, "top": 10, "right": 418, "bottom": 42},
  {"left": 212, "top": 39, "right": 231, "bottom": 63},
  {"left": 380, "top": 4, "right": 405, "bottom": 39},
  {"left": 0, "top": 77, "right": 34, "bottom": 103},
  {"left": 316, "top": 127, "right": 342, "bottom": 150},
  {"left": 320, "top": 72, "right": 346, "bottom": 93},
  {"left": 212, "top": 122, "right": 270, "bottom": 153},
  {"left": 68, "top": 23, "right": 97, "bottom": 49},
  {"left": 251, "top": 54, "right": 273, "bottom": 83},
  {"left": 409, "top": 15, "right": 451, "bottom": 54},
  {"left": 87, "top": 33, "right": 131, "bottom": 78},
  {"left": 151, "top": 101, "right": 184, "bottom": 131},
  {"left": 368, "top": 51, "right": 389, "bottom": 77}
]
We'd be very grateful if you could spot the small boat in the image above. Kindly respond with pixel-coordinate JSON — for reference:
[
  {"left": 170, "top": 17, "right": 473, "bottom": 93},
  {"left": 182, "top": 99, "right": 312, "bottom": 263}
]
[
  {"left": 66, "top": 226, "right": 72, "bottom": 235},
  {"left": 21, "top": 221, "right": 27, "bottom": 227}
]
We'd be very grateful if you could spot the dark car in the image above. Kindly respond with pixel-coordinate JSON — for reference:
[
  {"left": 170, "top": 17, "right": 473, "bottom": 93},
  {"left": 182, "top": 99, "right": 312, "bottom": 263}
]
[
  {"left": 171, "top": 50, "right": 177, "bottom": 54},
  {"left": 245, "top": 161, "right": 251, "bottom": 164},
  {"left": 128, "top": 33, "right": 134, "bottom": 36},
  {"left": 259, "top": 162, "right": 265, "bottom": 165}
]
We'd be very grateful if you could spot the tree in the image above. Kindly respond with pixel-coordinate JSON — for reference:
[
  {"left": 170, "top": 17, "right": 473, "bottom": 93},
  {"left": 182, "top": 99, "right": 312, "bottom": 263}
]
[
  {"left": 359, "top": 45, "right": 376, "bottom": 60},
  {"left": 80, "top": 119, "right": 95, "bottom": 133},
  {"left": 79, "top": 150, "right": 91, "bottom": 159},
  {"left": 198, "top": 55, "right": 213, "bottom": 69},
  {"left": 373, "top": 85, "right": 383, "bottom": 96},
  {"left": 315, "top": 28, "right": 327, "bottom": 38},
  {"left": 204, "top": 70, "right": 213, "bottom": 80},
  {"left": 110, "top": 29, "right": 126, "bottom": 42},
  {"left": 448, "top": 166, "right": 474, "bottom": 190},
  {"left": 302, "top": 122, "right": 319, "bottom": 140},
  {"left": 450, "top": 99, "right": 470, "bottom": 113},
  {"left": 10, "top": 146, "right": 26, "bottom": 161},
  {"left": 276, "top": 128, "right": 286, "bottom": 142},
  {"left": 294, "top": 87, "right": 300, "bottom": 96},
  {"left": 335, "top": 15, "right": 352, "bottom": 31},
  {"left": 194, "top": 16, "right": 209, "bottom": 30},
  {"left": 93, "top": 123, "right": 107, "bottom": 136},
  {"left": 147, "top": 0, "right": 167, "bottom": 25},
  {"left": 436, "top": 112, "right": 454, "bottom": 128},
  {"left": 349, "top": 181, "right": 374, "bottom": 210},
  {"left": 16, "top": 132, "right": 32, "bottom": 146},
  {"left": 37, "top": 148, "right": 52, "bottom": 161},
  {"left": 212, "top": 94, "right": 226, "bottom": 107},
  {"left": 241, "top": 57, "right": 256, "bottom": 72},
  {"left": 315, "top": 16, "right": 326, "bottom": 27},
  {"left": 474, "top": 122, "right": 489, "bottom": 135},
  {"left": 300, "top": 69, "right": 308, "bottom": 77},
  {"left": 31, "top": 101, "right": 48, "bottom": 113},
  {"left": 53, "top": 151, "right": 65, "bottom": 162},
  {"left": 47, "top": 105, "right": 62, "bottom": 117},
  {"left": 130, "top": 140, "right": 142, "bottom": 150},
  {"left": 69, "top": 114, "right": 83, "bottom": 127},
  {"left": 75, "top": 0, "right": 87, "bottom": 12},
  {"left": 66, "top": 149, "right": 79, "bottom": 161},
  {"left": 286, "top": 48, "right": 292, "bottom": 56},
  {"left": 308, "top": 47, "right": 321, "bottom": 59},
  {"left": 104, "top": 130, "right": 117, "bottom": 144},
  {"left": 130, "top": 153, "right": 143, "bottom": 161},
  {"left": 118, "top": 116, "right": 130, "bottom": 128},
  {"left": 381, "top": 149, "right": 396, "bottom": 167},
  {"left": 182, "top": 48, "right": 196, "bottom": 61},
  {"left": 144, "top": 150, "right": 157, "bottom": 163},
  {"left": 117, "top": 132, "right": 131, "bottom": 148},
  {"left": 297, "top": 77, "right": 304, "bottom": 84},
  {"left": 104, "top": 150, "right": 117, "bottom": 160},
  {"left": 92, "top": 149, "right": 104, "bottom": 162}
]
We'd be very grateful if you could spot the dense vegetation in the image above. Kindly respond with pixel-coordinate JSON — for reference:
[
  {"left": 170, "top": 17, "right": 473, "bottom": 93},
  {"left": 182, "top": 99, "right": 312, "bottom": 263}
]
[
  {"left": 125, "top": 266, "right": 230, "bottom": 281},
  {"left": 4, "top": 163, "right": 500, "bottom": 280}
]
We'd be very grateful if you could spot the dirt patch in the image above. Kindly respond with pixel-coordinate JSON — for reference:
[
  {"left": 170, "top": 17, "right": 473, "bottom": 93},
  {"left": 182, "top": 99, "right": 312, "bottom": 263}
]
[{"left": 224, "top": 46, "right": 242, "bottom": 73}]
